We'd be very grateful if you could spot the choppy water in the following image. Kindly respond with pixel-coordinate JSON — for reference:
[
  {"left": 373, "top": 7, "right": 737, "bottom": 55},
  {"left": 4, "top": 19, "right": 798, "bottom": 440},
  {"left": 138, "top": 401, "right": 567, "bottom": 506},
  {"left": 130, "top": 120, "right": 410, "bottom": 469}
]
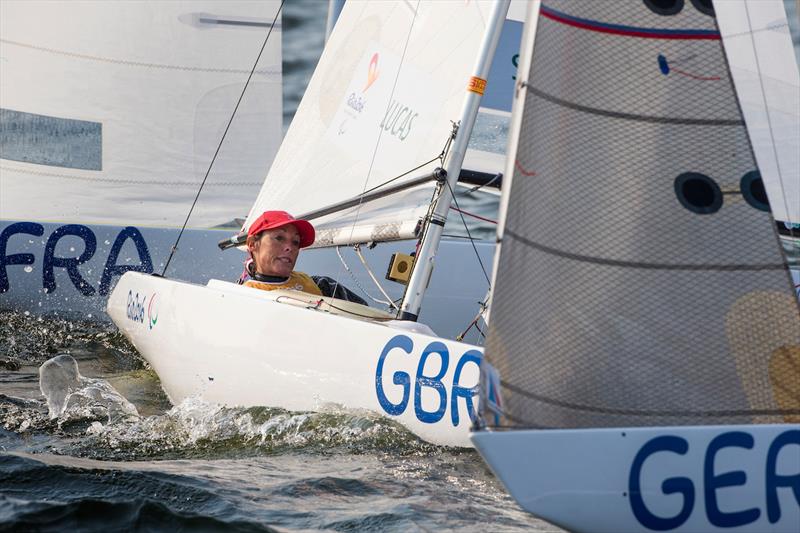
[{"left": 0, "top": 310, "right": 558, "bottom": 531}]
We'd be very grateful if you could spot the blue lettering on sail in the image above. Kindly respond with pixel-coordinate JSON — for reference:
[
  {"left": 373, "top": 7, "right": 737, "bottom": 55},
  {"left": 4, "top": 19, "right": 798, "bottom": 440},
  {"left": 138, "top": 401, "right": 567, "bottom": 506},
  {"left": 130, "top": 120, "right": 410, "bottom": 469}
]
[
  {"left": 99, "top": 226, "right": 153, "bottom": 296},
  {"left": 0, "top": 222, "right": 44, "bottom": 293},
  {"left": 43, "top": 224, "right": 97, "bottom": 295},
  {"left": 0, "top": 222, "right": 153, "bottom": 296},
  {"left": 374, "top": 336, "right": 482, "bottom": 426}
]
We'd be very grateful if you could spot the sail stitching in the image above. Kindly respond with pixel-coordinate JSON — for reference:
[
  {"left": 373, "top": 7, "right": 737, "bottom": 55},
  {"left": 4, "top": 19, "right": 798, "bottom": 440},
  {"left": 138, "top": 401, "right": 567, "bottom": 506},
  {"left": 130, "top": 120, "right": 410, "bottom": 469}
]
[
  {"left": 0, "top": 38, "right": 280, "bottom": 76},
  {"left": 501, "top": 380, "right": 800, "bottom": 417},
  {"left": 524, "top": 86, "right": 743, "bottom": 126},
  {"left": 0, "top": 165, "right": 261, "bottom": 187},
  {"left": 505, "top": 229, "right": 788, "bottom": 271}
]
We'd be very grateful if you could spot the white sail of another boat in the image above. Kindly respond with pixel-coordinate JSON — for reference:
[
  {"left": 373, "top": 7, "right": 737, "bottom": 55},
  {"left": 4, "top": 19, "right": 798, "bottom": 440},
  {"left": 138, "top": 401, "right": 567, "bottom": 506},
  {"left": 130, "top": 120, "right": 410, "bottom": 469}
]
[
  {"left": 0, "top": 0, "right": 282, "bottom": 227},
  {"left": 472, "top": 1, "right": 799, "bottom": 531},
  {"left": 716, "top": 0, "right": 800, "bottom": 232}
]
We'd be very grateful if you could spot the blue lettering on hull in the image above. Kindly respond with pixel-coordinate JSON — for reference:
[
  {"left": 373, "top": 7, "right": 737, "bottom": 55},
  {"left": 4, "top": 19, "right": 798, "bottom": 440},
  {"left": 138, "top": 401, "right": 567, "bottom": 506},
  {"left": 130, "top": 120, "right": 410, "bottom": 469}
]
[
  {"left": 375, "top": 334, "right": 482, "bottom": 427},
  {"left": 629, "top": 429, "right": 800, "bottom": 530}
]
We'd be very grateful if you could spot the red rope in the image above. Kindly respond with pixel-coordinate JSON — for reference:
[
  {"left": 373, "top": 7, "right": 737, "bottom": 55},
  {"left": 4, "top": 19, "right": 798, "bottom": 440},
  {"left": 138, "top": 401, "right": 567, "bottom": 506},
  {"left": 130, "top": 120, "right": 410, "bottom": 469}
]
[
  {"left": 451, "top": 207, "right": 497, "bottom": 224},
  {"left": 515, "top": 159, "right": 536, "bottom": 176}
]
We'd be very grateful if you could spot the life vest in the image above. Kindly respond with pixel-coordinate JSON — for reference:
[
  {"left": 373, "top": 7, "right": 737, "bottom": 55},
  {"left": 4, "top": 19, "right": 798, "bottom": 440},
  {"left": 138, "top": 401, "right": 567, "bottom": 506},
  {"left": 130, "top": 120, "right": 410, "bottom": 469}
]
[{"left": 243, "top": 270, "right": 322, "bottom": 296}]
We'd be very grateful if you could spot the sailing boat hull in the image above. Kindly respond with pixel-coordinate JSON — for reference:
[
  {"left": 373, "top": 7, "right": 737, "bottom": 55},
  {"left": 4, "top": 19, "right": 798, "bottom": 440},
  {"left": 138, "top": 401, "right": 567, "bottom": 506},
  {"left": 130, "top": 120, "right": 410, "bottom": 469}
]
[
  {"left": 108, "top": 272, "right": 483, "bottom": 447},
  {"left": 472, "top": 425, "right": 800, "bottom": 532}
]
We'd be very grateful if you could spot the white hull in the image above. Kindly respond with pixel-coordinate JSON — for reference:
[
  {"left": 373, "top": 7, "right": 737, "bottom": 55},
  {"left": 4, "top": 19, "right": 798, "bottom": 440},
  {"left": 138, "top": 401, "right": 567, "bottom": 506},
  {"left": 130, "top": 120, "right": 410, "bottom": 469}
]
[
  {"left": 108, "top": 272, "right": 484, "bottom": 447},
  {"left": 472, "top": 425, "right": 800, "bottom": 532}
]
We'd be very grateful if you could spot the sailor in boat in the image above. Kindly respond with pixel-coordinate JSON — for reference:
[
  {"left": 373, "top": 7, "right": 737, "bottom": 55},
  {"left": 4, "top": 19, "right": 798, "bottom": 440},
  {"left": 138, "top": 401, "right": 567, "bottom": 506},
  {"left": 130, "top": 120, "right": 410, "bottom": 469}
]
[{"left": 239, "top": 210, "right": 367, "bottom": 304}]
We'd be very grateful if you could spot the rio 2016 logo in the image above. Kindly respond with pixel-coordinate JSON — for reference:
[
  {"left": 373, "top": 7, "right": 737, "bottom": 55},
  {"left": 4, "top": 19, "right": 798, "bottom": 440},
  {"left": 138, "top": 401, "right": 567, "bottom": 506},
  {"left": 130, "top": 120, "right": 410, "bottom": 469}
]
[{"left": 126, "top": 290, "right": 146, "bottom": 324}]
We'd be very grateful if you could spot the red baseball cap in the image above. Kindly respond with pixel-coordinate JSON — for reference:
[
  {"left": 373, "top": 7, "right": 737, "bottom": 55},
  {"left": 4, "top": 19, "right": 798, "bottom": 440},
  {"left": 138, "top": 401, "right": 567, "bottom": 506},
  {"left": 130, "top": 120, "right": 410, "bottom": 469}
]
[{"left": 247, "top": 210, "right": 315, "bottom": 248}]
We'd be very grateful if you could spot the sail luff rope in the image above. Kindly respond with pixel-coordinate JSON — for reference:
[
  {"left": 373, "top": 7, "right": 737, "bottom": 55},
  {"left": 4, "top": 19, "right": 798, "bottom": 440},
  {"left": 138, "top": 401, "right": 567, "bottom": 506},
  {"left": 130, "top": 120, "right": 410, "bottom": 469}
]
[
  {"left": 162, "top": 0, "right": 285, "bottom": 276},
  {"left": 740, "top": 1, "right": 797, "bottom": 240}
]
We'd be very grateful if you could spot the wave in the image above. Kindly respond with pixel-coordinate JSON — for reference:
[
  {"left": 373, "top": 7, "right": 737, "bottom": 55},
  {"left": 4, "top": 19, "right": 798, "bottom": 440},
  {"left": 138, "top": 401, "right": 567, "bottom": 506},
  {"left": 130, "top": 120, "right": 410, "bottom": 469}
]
[{"left": 0, "top": 454, "right": 278, "bottom": 532}]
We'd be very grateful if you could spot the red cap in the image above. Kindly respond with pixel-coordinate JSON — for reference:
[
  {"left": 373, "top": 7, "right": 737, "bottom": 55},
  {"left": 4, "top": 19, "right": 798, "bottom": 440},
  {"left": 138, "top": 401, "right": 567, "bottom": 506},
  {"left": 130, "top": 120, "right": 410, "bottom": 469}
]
[{"left": 247, "top": 211, "right": 315, "bottom": 248}]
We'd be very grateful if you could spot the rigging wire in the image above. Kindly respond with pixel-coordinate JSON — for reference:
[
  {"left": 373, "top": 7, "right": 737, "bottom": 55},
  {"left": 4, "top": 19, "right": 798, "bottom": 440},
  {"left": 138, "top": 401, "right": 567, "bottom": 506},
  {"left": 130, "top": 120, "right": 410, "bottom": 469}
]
[
  {"left": 445, "top": 179, "right": 492, "bottom": 286},
  {"left": 463, "top": 172, "right": 502, "bottom": 194},
  {"left": 161, "top": 0, "right": 285, "bottom": 276},
  {"left": 335, "top": 245, "right": 398, "bottom": 309}
]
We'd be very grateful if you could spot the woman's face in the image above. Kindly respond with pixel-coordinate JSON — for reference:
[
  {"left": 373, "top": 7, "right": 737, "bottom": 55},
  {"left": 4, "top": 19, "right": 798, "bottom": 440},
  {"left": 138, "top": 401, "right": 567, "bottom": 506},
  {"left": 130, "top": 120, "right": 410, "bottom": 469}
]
[{"left": 248, "top": 225, "right": 301, "bottom": 277}]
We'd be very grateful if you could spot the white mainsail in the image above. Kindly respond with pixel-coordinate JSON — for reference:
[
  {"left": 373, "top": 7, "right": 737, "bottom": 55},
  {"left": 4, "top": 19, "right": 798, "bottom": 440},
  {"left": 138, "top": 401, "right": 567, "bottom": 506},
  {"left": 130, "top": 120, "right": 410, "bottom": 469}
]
[
  {"left": 244, "top": 0, "right": 501, "bottom": 245},
  {"left": 0, "top": 0, "right": 282, "bottom": 228}
]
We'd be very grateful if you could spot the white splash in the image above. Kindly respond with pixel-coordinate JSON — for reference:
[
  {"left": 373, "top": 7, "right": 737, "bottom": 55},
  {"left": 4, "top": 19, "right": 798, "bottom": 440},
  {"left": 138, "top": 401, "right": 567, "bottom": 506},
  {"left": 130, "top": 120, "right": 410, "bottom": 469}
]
[{"left": 39, "top": 354, "right": 139, "bottom": 424}]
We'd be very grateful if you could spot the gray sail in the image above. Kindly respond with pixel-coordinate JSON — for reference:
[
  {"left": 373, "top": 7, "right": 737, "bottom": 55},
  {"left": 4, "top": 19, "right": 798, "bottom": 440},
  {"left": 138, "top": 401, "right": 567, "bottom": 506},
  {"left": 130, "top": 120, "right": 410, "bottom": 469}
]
[{"left": 485, "top": 0, "right": 800, "bottom": 429}]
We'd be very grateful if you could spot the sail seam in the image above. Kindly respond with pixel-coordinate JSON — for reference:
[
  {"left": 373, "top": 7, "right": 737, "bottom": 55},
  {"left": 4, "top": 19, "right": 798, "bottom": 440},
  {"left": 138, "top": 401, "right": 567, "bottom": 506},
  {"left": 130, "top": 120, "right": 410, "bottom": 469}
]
[
  {"left": 501, "top": 380, "right": 800, "bottom": 417},
  {"left": 0, "top": 165, "right": 261, "bottom": 187},
  {"left": 0, "top": 38, "right": 280, "bottom": 76},
  {"left": 505, "top": 229, "right": 788, "bottom": 271},
  {"left": 525, "top": 86, "right": 743, "bottom": 126}
]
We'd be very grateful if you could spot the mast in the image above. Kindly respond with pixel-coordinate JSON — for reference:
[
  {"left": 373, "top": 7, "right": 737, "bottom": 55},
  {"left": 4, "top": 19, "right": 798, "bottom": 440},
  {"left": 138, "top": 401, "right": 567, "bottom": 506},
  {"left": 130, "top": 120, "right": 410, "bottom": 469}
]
[
  {"left": 398, "top": 0, "right": 511, "bottom": 321},
  {"left": 325, "top": 0, "right": 345, "bottom": 42}
]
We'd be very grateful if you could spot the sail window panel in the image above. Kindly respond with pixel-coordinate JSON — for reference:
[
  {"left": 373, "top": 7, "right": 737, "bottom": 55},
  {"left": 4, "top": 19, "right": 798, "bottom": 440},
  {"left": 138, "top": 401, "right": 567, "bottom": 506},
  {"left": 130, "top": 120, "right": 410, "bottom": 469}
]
[
  {"left": 673, "top": 172, "right": 723, "bottom": 214},
  {"left": 689, "top": 0, "right": 715, "bottom": 17},
  {"left": 740, "top": 170, "right": 771, "bottom": 212},
  {"left": 643, "top": 0, "right": 684, "bottom": 17},
  {"left": 0, "top": 108, "right": 102, "bottom": 170}
]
